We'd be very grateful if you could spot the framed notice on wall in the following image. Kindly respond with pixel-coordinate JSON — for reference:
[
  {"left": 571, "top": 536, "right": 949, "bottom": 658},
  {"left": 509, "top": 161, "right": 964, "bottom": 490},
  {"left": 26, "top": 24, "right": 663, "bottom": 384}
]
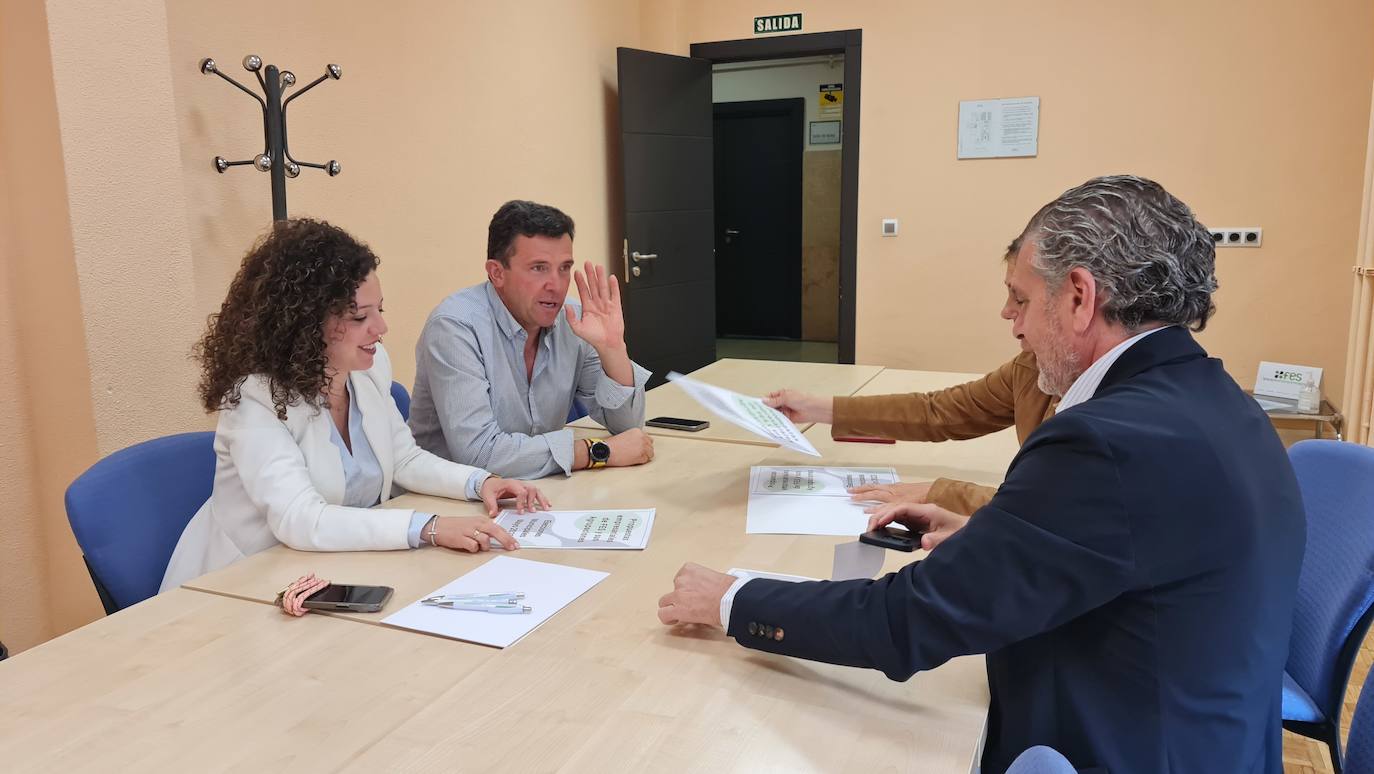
[
  {"left": 957, "top": 96, "right": 1040, "bottom": 159},
  {"left": 809, "top": 120, "right": 841, "bottom": 145}
]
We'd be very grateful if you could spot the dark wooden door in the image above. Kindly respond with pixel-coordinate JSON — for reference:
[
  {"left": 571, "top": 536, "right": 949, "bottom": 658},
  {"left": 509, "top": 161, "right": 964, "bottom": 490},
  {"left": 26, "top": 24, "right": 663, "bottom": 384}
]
[
  {"left": 617, "top": 47, "right": 715, "bottom": 387},
  {"left": 713, "top": 98, "right": 804, "bottom": 339}
]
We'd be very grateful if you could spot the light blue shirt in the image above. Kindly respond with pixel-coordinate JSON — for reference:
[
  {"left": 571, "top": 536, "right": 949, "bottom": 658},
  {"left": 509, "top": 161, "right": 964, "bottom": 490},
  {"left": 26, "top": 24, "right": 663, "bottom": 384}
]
[
  {"left": 327, "top": 380, "right": 488, "bottom": 549},
  {"left": 408, "top": 282, "right": 651, "bottom": 479}
]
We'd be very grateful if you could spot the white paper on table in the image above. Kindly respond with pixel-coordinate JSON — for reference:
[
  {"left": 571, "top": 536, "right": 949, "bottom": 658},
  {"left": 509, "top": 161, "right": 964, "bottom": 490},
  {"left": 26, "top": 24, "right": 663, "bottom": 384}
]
[
  {"left": 750, "top": 466, "right": 898, "bottom": 497},
  {"left": 665, "top": 371, "right": 820, "bottom": 456},
  {"left": 493, "top": 509, "right": 655, "bottom": 550},
  {"left": 381, "top": 556, "right": 607, "bottom": 648},
  {"left": 727, "top": 567, "right": 819, "bottom": 583},
  {"left": 832, "top": 541, "right": 886, "bottom": 581},
  {"left": 746, "top": 465, "right": 899, "bottom": 535}
]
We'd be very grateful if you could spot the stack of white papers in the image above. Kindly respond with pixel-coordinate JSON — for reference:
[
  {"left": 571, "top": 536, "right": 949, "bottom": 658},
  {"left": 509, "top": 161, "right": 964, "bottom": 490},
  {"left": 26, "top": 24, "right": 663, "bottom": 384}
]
[
  {"left": 666, "top": 371, "right": 819, "bottom": 456},
  {"left": 493, "top": 508, "right": 656, "bottom": 550},
  {"left": 745, "top": 465, "right": 899, "bottom": 535},
  {"left": 381, "top": 556, "right": 607, "bottom": 648}
]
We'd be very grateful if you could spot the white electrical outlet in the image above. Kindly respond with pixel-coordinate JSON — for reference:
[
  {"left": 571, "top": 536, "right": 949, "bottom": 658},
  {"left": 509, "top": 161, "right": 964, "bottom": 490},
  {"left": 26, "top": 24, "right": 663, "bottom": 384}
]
[{"left": 1210, "top": 228, "right": 1263, "bottom": 248}]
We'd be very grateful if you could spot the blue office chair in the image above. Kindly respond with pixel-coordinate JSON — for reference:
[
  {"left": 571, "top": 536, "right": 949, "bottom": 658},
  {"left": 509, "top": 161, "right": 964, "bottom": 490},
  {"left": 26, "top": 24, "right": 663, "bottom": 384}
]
[
  {"left": 567, "top": 400, "right": 587, "bottom": 423},
  {"left": 64, "top": 432, "right": 216, "bottom": 614},
  {"left": 1347, "top": 666, "right": 1374, "bottom": 774},
  {"left": 1006, "top": 746, "right": 1075, "bottom": 774},
  {"left": 390, "top": 381, "right": 411, "bottom": 421},
  {"left": 1283, "top": 439, "right": 1374, "bottom": 773}
]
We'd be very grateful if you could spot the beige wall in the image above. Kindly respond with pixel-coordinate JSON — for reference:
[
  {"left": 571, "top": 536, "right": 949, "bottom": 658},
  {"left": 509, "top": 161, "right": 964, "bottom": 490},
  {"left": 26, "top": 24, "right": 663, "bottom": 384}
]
[
  {"left": 167, "top": 0, "right": 647, "bottom": 391},
  {"left": 654, "top": 1, "right": 1374, "bottom": 407},
  {"left": 0, "top": 0, "right": 105, "bottom": 650}
]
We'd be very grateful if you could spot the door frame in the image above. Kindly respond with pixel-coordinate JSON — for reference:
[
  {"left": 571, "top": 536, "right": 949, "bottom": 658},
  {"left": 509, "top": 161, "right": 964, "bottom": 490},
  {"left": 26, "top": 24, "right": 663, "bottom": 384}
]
[
  {"left": 691, "top": 29, "right": 862, "bottom": 364},
  {"left": 713, "top": 97, "right": 805, "bottom": 339}
]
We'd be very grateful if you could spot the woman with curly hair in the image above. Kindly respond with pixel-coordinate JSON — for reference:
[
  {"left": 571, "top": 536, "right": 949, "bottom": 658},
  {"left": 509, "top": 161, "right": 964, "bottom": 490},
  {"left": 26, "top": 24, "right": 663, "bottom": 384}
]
[{"left": 160, "top": 218, "right": 548, "bottom": 592}]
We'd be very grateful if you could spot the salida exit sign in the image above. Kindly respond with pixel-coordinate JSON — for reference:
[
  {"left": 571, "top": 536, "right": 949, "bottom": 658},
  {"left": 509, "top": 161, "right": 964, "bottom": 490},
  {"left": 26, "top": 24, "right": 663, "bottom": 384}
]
[{"left": 754, "top": 13, "right": 802, "bottom": 34}]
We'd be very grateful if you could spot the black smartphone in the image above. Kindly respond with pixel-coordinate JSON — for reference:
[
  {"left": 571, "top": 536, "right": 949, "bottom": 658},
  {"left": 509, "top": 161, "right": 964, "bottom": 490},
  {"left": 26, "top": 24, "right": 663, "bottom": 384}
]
[
  {"left": 301, "top": 583, "right": 394, "bottom": 613},
  {"left": 646, "top": 416, "right": 710, "bottom": 432},
  {"left": 859, "top": 526, "right": 923, "bottom": 553}
]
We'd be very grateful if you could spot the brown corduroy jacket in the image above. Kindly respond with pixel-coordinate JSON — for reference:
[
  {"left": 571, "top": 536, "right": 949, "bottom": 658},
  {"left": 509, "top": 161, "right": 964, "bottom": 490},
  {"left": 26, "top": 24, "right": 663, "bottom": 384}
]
[{"left": 831, "top": 351, "right": 1056, "bottom": 514}]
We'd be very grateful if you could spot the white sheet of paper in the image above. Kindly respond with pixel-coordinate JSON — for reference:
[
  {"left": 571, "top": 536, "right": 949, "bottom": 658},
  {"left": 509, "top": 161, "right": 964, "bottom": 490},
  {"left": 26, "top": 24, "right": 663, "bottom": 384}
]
[
  {"left": 666, "top": 371, "right": 820, "bottom": 456},
  {"left": 493, "top": 509, "right": 655, "bottom": 550},
  {"left": 831, "top": 540, "right": 886, "bottom": 581},
  {"left": 381, "top": 556, "right": 607, "bottom": 648},
  {"left": 727, "top": 567, "right": 819, "bottom": 583},
  {"left": 745, "top": 465, "right": 899, "bottom": 535},
  {"left": 750, "top": 466, "right": 898, "bottom": 497}
]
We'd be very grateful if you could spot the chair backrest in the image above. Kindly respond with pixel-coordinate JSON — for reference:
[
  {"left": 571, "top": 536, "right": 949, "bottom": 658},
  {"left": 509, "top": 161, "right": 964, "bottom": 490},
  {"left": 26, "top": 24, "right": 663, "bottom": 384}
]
[
  {"left": 390, "top": 381, "right": 411, "bottom": 421},
  {"left": 1287, "top": 439, "right": 1374, "bottom": 723},
  {"left": 1348, "top": 666, "right": 1374, "bottom": 774},
  {"left": 567, "top": 400, "right": 586, "bottom": 423},
  {"left": 1006, "top": 746, "right": 1076, "bottom": 774},
  {"left": 64, "top": 431, "right": 216, "bottom": 612}
]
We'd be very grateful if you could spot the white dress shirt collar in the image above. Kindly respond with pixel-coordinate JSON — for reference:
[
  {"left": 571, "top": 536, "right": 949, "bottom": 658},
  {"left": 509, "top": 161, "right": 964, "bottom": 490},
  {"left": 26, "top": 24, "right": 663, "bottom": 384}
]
[{"left": 1055, "top": 325, "right": 1173, "bottom": 414}]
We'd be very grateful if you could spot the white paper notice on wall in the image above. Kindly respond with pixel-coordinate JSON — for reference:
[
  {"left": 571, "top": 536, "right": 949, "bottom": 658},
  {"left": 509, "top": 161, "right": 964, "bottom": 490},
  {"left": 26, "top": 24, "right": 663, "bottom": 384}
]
[{"left": 957, "top": 97, "right": 1040, "bottom": 159}]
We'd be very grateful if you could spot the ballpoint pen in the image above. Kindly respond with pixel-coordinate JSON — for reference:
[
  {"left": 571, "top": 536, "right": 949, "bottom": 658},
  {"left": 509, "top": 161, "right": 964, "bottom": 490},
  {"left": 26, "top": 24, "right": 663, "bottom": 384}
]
[
  {"left": 422, "top": 600, "right": 532, "bottom": 614},
  {"left": 428, "top": 592, "right": 525, "bottom": 601},
  {"left": 421, "top": 593, "right": 531, "bottom": 614}
]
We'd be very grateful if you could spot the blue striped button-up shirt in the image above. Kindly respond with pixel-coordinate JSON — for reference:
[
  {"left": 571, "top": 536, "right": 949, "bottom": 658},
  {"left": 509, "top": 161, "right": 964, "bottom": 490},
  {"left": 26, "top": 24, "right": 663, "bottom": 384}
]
[{"left": 408, "top": 282, "right": 650, "bottom": 479}]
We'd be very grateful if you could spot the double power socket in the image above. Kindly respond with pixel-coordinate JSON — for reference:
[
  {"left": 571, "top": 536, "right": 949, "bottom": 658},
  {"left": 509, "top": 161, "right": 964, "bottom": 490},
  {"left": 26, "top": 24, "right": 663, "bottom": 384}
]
[{"left": 1209, "top": 227, "right": 1263, "bottom": 248}]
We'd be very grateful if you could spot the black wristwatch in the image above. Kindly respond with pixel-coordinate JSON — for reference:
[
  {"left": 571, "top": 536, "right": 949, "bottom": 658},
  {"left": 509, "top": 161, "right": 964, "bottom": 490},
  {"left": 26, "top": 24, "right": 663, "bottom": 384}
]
[{"left": 586, "top": 438, "right": 611, "bottom": 469}]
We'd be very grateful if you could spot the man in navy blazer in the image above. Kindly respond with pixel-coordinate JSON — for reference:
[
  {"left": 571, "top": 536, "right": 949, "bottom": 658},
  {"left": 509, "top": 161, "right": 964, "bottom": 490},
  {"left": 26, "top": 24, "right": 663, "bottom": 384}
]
[{"left": 658, "top": 175, "right": 1305, "bottom": 773}]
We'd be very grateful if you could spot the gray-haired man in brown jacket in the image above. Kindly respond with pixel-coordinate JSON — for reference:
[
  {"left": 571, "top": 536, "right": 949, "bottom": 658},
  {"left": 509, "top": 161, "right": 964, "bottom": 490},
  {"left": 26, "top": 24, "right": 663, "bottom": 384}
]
[{"left": 766, "top": 350, "right": 1054, "bottom": 514}]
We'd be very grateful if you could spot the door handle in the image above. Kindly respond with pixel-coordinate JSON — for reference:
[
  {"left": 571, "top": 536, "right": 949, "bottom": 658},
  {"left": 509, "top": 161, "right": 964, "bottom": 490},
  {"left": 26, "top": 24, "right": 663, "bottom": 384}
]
[
  {"left": 724, "top": 229, "right": 740, "bottom": 236},
  {"left": 631, "top": 251, "right": 658, "bottom": 262}
]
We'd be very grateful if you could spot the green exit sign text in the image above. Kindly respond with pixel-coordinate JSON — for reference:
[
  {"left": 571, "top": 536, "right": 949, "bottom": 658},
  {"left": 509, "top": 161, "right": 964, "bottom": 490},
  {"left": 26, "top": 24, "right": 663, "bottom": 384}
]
[{"left": 754, "top": 13, "right": 802, "bottom": 34}]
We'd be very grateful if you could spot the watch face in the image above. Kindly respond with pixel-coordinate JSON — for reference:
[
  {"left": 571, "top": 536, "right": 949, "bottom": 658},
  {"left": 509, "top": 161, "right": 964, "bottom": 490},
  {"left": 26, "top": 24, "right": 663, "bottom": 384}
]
[{"left": 591, "top": 441, "right": 612, "bottom": 462}]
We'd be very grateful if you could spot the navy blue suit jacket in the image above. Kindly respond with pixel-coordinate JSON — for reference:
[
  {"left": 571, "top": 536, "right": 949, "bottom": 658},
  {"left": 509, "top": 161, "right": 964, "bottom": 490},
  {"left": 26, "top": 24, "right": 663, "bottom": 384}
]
[{"left": 729, "top": 327, "right": 1305, "bottom": 773}]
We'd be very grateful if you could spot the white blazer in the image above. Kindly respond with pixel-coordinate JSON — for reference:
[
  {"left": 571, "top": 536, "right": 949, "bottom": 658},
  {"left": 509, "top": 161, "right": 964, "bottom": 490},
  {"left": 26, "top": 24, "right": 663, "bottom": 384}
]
[{"left": 160, "top": 344, "right": 485, "bottom": 591}]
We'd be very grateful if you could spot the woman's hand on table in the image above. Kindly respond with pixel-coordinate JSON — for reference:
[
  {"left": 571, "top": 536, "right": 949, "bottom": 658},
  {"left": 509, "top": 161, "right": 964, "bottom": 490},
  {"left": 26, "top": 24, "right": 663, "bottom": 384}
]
[
  {"left": 279, "top": 572, "right": 329, "bottom": 616},
  {"left": 479, "top": 476, "right": 550, "bottom": 516},
  {"left": 431, "top": 515, "right": 520, "bottom": 553}
]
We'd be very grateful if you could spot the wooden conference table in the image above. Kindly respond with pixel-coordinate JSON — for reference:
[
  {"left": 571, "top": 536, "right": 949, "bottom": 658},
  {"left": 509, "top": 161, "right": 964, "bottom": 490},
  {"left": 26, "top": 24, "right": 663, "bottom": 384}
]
[{"left": 0, "top": 360, "right": 1015, "bottom": 773}]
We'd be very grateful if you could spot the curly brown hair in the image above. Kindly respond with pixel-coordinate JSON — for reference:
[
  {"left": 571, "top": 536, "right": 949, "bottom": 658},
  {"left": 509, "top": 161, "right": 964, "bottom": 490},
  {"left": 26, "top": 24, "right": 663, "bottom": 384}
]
[{"left": 195, "top": 218, "right": 380, "bottom": 419}]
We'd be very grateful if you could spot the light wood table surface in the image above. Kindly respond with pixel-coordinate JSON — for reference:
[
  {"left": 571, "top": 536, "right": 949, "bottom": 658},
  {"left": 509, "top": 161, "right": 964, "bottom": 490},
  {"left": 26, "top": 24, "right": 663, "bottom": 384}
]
[
  {"left": 9, "top": 363, "right": 1018, "bottom": 773},
  {"left": 180, "top": 431, "right": 995, "bottom": 772},
  {"left": 572, "top": 358, "right": 884, "bottom": 445},
  {"left": 0, "top": 589, "right": 493, "bottom": 773}
]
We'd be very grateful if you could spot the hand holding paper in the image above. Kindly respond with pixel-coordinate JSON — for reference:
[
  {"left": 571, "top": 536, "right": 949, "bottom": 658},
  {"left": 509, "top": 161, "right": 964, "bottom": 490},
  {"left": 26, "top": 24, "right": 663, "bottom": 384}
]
[{"left": 666, "top": 372, "right": 820, "bottom": 456}]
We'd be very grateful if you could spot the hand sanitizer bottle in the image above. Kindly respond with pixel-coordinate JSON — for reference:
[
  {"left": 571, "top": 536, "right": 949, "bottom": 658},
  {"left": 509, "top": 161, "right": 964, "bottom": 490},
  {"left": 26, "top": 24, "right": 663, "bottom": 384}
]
[{"left": 1297, "top": 375, "right": 1319, "bottom": 413}]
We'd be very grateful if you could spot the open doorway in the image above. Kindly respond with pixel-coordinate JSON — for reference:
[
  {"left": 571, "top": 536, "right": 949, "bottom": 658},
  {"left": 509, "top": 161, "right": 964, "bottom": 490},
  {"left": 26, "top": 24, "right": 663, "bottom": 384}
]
[
  {"left": 712, "top": 55, "right": 844, "bottom": 363},
  {"left": 614, "top": 31, "right": 861, "bottom": 384}
]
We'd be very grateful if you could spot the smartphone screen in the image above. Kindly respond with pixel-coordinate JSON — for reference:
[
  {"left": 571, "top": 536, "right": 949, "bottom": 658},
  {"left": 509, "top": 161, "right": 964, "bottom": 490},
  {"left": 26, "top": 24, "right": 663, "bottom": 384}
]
[{"left": 306, "top": 584, "right": 391, "bottom": 606}]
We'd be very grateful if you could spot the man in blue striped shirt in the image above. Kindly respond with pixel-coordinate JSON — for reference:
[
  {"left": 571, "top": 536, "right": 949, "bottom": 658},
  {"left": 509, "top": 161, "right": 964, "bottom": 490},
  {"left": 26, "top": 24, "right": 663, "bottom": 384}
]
[{"left": 409, "top": 200, "right": 654, "bottom": 479}]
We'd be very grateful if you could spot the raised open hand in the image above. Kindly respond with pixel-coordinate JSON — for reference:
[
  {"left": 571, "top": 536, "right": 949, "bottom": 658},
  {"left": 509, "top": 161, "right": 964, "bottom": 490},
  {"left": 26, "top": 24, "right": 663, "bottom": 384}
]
[{"left": 565, "top": 261, "right": 627, "bottom": 353}]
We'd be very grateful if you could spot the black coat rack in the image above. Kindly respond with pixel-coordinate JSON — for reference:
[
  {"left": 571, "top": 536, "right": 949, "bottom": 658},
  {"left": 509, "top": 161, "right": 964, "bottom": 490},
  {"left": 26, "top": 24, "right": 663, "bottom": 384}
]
[{"left": 199, "top": 55, "right": 343, "bottom": 221}]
